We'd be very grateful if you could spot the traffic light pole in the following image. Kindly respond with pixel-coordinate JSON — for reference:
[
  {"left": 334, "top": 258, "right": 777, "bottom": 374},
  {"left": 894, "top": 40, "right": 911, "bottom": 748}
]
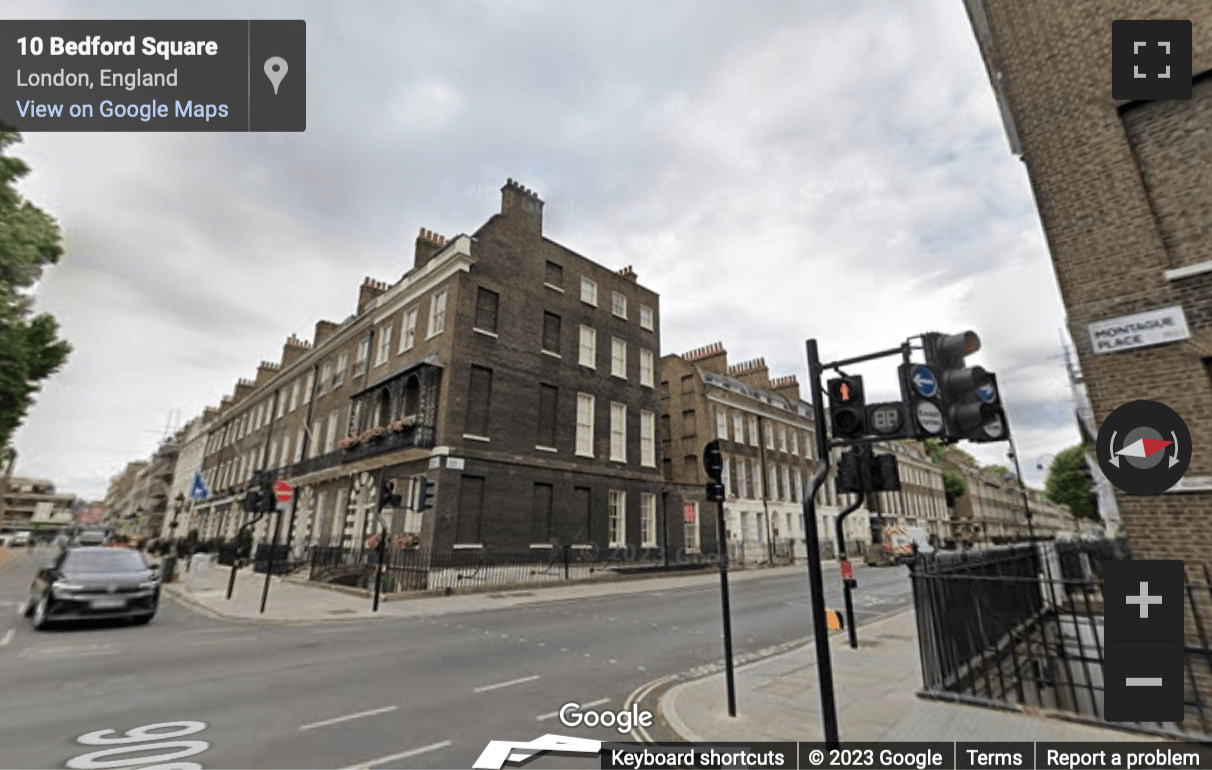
[
  {"left": 804, "top": 339, "right": 840, "bottom": 748},
  {"left": 834, "top": 488, "right": 864, "bottom": 650},
  {"left": 714, "top": 495, "right": 738, "bottom": 717},
  {"left": 260, "top": 508, "right": 283, "bottom": 614},
  {"left": 226, "top": 510, "right": 267, "bottom": 600}
]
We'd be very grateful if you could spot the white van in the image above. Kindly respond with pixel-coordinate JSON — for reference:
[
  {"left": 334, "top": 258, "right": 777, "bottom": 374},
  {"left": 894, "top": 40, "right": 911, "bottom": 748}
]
[{"left": 9, "top": 531, "right": 32, "bottom": 547}]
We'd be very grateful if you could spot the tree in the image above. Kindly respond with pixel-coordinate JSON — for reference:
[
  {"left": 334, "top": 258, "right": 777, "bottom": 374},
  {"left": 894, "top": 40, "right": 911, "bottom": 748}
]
[
  {"left": 942, "top": 469, "right": 968, "bottom": 508},
  {"left": 1044, "top": 444, "right": 1098, "bottom": 524},
  {"left": 0, "top": 132, "right": 72, "bottom": 453}
]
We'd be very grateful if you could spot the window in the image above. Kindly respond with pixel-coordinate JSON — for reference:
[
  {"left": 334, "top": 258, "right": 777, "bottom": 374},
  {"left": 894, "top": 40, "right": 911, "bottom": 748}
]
[
  {"left": 475, "top": 287, "right": 499, "bottom": 334},
  {"left": 537, "top": 385, "right": 557, "bottom": 449},
  {"left": 752, "top": 460, "right": 762, "bottom": 498},
  {"left": 303, "top": 371, "right": 314, "bottom": 405},
  {"left": 398, "top": 308, "right": 419, "bottom": 353},
  {"left": 640, "top": 410, "right": 655, "bottom": 467},
  {"left": 722, "top": 458, "right": 730, "bottom": 496},
  {"left": 325, "top": 410, "right": 340, "bottom": 454},
  {"left": 716, "top": 409, "right": 727, "bottom": 439},
  {"left": 375, "top": 324, "right": 393, "bottom": 366},
  {"left": 729, "top": 460, "right": 740, "bottom": 498},
  {"left": 641, "top": 493, "right": 657, "bottom": 547},
  {"left": 681, "top": 374, "right": 694, "bottom": 394},
  {"left": 610, "top": 402, "right": 627, "bottom": 462},
  {"left": 465, "top": 366, "right": 493, "bottom": 438},
  {"left": 280, "top": 435, "right": 291, "bottom": 468},
  {"left": 276, "top": 391, "right": 286, "bottom": 419},
  {"left": 640, "top": 305, "right": 654, "bottom": 330},
  {"left": 769, "top": 465, "right": 778, "bottom": 501},
  {"left": 308, "top": 420, "right": 321, "bottom": 459},
  {"left": 640, "top": 349, "right": 653, "bottom": 387},
  {"left": 779, "top": 426, "right": 787, "bottom": 452},
  {"left": 733, "top": 414, "right": 743, "bottom": 443},
  {"left": 543, "top": 312, "right": 561, "bottom": 354},
  {"left": 609, "top": 491, "right": 626, "bottom": 547},
  {"left": 545, "top": 261, "right": 563, "bottom": 289},
  {"left": 268, "top": 440, "right": 279, "bottom": 469},
  {"left": 611, "top": 291, "right": 627, "bottom": 319},
  {"left": 578, "top": 326, "right": 596, "bottom": 368},
  {"left": 682, "top": 409, "right": 696, "bottom": 437},
  {"left": 684, "top": 501, "right": 700, "bottom": 552},
  {"left": 611, "top": 337, "right": 626, "bottom": 378},
  {"left": 254, "top": 404, "right": 263, "bottom": 430},
  {"left": 576, "top": 393, "right": 595, "bottom": 457},
  {"left": 334, "top": 352, "right": 348, "bottom": 387},
  {"left": 532, "top": 483, "right": 553, "bottom": 543},
  {"left": 765, "top": 422, "right": 774, "bottom": 450},
  {"left": 581, "top": 277, "right": 597, "bottom": 306},
  {"left": 428, "top": 289, "right": 447, "bottom": 337},
  {"left": 748, "top": 417, "right": 759, "bottom": 446},
  {"left": 354, "top": 338, "right": 369, "bottom": 376},
  {"left": 317, "top": 362, "right": 332, "bottom": 396},
  {"left": 791, "top": 431, "right": 798, "bottom": 456},
  {"left": 456, "top": 476, "right": 484, "bottom": 544},
  {"left": 294, "top": 428, "right": 305, "bottom": 463}
]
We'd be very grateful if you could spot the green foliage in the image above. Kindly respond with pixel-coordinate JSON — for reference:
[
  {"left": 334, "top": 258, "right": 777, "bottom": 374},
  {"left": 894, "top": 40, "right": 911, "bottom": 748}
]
[
  {"left": 1044, "top": 444, "right": 1098, "bottom": 522},
  {"left": 942, "top": 469, "right": 968, "bottom": 507},
  {"left": 0, "top": 132, "right": 72, "bottom": 453},
  {"left": 922, "top": 438, "right": 946, "bottom": 465}
]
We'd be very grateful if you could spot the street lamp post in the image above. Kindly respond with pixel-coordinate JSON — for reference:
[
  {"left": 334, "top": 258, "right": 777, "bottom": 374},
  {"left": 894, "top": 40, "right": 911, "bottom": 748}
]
[{"left": 1006, "top": 440, "right": 1035, "bottom": 542}]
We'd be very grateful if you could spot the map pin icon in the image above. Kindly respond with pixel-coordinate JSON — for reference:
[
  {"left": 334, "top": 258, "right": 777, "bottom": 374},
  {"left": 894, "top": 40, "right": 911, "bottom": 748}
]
[{"left": 264, "top": 57, "right": 288, "bottom": 95}]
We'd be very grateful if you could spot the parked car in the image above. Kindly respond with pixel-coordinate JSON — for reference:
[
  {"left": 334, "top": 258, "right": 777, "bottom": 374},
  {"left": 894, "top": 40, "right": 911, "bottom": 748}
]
[
  {"left": 21, "top": 546, "right": 160, "bottom": 630},
  {"left": 9, "top": 531, "right": 31, "bottom": 548}
]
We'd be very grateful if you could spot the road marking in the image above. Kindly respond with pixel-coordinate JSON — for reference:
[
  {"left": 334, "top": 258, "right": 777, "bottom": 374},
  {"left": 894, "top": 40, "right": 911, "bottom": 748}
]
[
  {"left": 1, "top": 629, "right": 13, "bottom": 647},
  {"left": 473, "top": 674, "right": 539, "bottom": 693},
  {"left": 339, "top": 740, "right": 452, "bottom": 769},
  {"left": 183, "top": 635, "right": 260, "bottom": 646},
  {"left": 299, "top": 705, "right": 399, "bottom": 731},
  {"left": 625, "top": 674, "right": 679, "bottom": 743},
  {"left": 537, "top": 697, "right": 609, "bottom": 721}
]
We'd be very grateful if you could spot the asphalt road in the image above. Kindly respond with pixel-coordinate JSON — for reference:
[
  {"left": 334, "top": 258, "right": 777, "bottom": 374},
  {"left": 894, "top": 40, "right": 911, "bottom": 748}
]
[{"left": 0, "top": 545, "right": 914, "bottom": 769}]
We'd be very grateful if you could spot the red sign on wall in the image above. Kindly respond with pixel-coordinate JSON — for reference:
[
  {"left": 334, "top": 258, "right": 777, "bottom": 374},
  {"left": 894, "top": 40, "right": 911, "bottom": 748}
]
[{"left": 683, "top": 502, "right": 696, "bottom": 524}]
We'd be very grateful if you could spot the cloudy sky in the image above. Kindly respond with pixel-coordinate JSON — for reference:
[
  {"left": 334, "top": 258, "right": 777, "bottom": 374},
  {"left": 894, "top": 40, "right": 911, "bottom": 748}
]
[{"left": 7, "top": 0, "right": 1083, "bottom": 502}]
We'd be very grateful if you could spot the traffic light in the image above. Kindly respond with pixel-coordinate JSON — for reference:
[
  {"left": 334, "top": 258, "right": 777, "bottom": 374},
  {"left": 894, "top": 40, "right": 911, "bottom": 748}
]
[
  {"left": 867, "top": 453, "right": 901, "bottom": 492},
  {"left": 827, "top": 375, "right": 867, "bottom": 439},
  {"left": 416, "top": 476, "right": 436, "bottom": 513},
  {"left": 256, "top": 477, "right": 276, "bottom": 514},
  {"left": 923, "top": 331, "right": 996, "bottom": 443},
  {"left": 243, "top": 487, "right": 261, "bottom": 515},
  {"left": 835, "top": 448, "right": 863, "bottom": 494},
  {"left": 962, "top": 372, "right": 1009, "bottom": 443},
  {"left": 702, "top": 440, "right": 723, "bottom": 481},
  {"left": 899, "top": 363, "right": 945, "bottom": 440},
  {"left": 381, "top": 479, "right": 402, "bottom": 508}
]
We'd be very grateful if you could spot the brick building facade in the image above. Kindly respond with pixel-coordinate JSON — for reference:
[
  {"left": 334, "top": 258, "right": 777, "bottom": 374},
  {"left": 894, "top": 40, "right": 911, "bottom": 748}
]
[
  {"left": 963, "top": 0, "right": 1212, "bottom": 729},
  {"left": 192, "top": 180, "right": 673, "bottom": 557}
]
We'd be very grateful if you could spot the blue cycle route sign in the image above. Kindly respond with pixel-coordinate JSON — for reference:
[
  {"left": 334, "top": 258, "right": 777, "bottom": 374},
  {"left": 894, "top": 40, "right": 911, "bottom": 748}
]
[
  {"left": 911, "top": 365, "right": 938, "bottom": 398},
  {"left": 189, "top": 472, "right": 210, "bottom": 501}
]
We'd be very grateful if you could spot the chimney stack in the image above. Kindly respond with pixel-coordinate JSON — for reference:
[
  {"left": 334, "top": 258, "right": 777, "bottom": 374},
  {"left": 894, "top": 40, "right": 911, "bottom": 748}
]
[
  {"left": 683, "top": 341, "right": 728, "bottom": 375},
  {"left": 357, "top": 276, "right": 390, "bottom": 316},
  {"left": 617, "top": 265, "right": 637, "bottom": 282},
  {"left": 414, "top": 228, "right": 447, "bottom": 270},
  {"left": 728, "top": 358, "right": 770, "bottom": 389},
  {"left": 280, "top": 334, "right": 312, "bottom": 368},
  {"left": 500, "top": 178, "right": 544, "bottom": 237},
  {"left": 314, "top": 319, "right": 339, "bottom": 347},
  {"left": 255, "top": 361, "right": 280, "bottom": 388},
  {"left": 769, "top": 374, "right": 801, "bottom": 403}
]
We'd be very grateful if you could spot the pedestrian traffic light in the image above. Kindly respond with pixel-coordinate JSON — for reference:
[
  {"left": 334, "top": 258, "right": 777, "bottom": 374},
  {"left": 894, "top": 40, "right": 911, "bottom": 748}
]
[
  {"left": 243, "top": 487, "right": 260, "bottom": 514},
  {"left": 923, "top": 331, "right": 995, "bottom": 443},
  {"left": 827, "top": 375, "right": 867, "bottom": 439},
  {"left": 416, "top": 476, "right": 436, "bottom": 513},
  {"left": 381, "top": 479, "right": 402, "bottom": 508},
  {"left": 702, "top": 440, "right": 724, "bottom": 482}
]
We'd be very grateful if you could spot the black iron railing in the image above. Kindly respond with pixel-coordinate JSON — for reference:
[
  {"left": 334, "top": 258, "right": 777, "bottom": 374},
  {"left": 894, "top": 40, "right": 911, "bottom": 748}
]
[
  {"left": 910, "top": 539, "right": 1212, "bottom": 740},
  {"left": 307, "top": 543, "right": 728, "bottom": 593}
]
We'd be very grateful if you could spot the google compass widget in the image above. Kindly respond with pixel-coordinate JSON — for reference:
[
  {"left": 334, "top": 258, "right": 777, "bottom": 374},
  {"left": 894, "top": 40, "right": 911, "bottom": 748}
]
[{"left": 1096, "top": 400, "right": 1191, "bottom": 495}]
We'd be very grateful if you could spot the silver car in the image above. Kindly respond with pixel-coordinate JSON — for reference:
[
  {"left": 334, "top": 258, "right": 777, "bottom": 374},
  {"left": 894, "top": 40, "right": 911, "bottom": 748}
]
[{"left": 22, "top": 547, "right": 160, "bottom": 630}]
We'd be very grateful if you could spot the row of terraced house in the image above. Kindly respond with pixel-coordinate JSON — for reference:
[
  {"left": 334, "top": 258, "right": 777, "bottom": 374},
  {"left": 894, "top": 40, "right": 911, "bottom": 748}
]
[{"left": 100, "top": 180, "right": 1076, "bottom": 564}]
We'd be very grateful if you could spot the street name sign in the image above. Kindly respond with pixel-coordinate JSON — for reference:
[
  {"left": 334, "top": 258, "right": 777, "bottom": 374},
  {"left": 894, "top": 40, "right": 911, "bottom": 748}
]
[{"left": 1088, "top": 305, "right": 1190, "bottom": 355}]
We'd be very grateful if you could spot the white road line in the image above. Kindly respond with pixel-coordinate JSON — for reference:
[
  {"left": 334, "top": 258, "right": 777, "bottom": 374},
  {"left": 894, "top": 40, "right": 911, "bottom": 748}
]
[
  {"left": 536, "top": 697, "right": 609, "bottom": 720},
  {"left": 625, "top": 674, "right": 679, "bottom": 743},
  {"left": 1, "top": 629, "right": 13, "bottom": 647},
  {"left": 299, "top": 705, "right": 399, "bottom": 731},
  {"left": 473, "top": 674, "right": 539, "bottom": 693},
  {"left": 339, "top": 740, "right": 452, "bottom": 769}
]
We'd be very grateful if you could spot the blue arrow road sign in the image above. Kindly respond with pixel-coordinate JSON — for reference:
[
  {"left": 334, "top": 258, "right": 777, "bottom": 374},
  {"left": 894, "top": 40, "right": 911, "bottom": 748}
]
[
  {"left": 977, "top": 382, "right": 997, "bottom": 403},
  {"left": 189, "top": 472, "right": 210, "bottom": 501},
  {"left": 911, "top": 365, "right": 938, "bottom": 398}
]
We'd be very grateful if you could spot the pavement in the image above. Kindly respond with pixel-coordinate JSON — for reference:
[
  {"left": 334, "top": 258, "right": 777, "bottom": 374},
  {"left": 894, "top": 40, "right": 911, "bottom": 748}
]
[{"left": 162, "top": 558, "right": 1190, "bottom": 745}]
